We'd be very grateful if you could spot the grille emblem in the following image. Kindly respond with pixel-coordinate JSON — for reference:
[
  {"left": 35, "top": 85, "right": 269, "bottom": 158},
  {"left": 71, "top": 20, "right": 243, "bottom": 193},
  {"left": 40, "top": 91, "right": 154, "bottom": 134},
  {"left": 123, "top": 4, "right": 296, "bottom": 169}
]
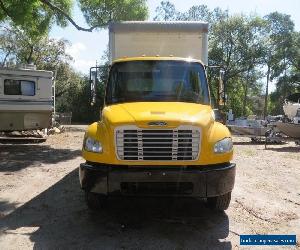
[{"left": 148, "top": 121, "right": 167, "bottom": 126}]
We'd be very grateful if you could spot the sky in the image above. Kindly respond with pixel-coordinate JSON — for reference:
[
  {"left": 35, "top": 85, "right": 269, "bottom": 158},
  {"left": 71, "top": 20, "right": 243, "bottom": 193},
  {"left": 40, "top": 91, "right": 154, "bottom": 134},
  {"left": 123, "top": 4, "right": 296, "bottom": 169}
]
[{"left": 50, "top": 0, "right": 300, "bottom": 76}]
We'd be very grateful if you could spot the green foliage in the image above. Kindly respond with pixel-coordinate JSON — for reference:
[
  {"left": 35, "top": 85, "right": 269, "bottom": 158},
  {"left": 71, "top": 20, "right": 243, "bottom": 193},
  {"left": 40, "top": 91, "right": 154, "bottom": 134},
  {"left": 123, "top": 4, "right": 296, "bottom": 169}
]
[
  {"left": 55, "top": 74, "right": 102, "bottom": 123},
  {"left": 263, "top": 13, "right": 299, "bottom": 115},
  {"left": 0, "top": 0, "right": 148, "bottom": 34},
  {"left": 154, "top": 1, "right": 228, "bottom": 23},
  {"left": 154, "top": 1, "right": 177, "bottom": 21},
  {"left": 0, "top": 0, "right": 72, "bottom": 37},
  {"left": 79, "top": 0, "right": 148, "bottom": 27},
  {"left": 0, "top": 24, "right": 72, "bottom": 64}
]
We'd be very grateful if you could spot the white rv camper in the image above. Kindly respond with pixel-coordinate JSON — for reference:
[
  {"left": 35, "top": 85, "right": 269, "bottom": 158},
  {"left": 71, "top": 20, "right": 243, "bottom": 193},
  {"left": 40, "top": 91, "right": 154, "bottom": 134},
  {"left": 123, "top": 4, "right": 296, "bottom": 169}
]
[{"left": 0, "top": 66, "right": 53, "bottom": 131}]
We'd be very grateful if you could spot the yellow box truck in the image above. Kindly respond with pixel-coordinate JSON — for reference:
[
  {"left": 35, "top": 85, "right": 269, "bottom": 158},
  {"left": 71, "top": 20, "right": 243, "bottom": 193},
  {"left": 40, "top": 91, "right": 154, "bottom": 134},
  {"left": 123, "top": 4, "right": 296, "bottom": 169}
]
[{"left": 79, "top": 21, "right": 236, "bottom": 211}]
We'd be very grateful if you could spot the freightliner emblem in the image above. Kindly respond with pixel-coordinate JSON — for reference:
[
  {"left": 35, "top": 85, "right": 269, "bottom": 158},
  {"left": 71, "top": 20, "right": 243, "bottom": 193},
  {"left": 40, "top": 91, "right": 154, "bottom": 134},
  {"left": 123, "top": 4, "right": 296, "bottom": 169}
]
[{"left": 148, "top": 121, "right": 168, "bottom": 126}]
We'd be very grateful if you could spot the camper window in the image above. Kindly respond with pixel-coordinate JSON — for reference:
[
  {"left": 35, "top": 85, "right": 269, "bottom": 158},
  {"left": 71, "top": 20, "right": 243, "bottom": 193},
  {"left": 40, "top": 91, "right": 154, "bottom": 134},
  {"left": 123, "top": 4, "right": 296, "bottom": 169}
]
[{"left": 4, "top": 79, "right": 35, "bottom": 96}]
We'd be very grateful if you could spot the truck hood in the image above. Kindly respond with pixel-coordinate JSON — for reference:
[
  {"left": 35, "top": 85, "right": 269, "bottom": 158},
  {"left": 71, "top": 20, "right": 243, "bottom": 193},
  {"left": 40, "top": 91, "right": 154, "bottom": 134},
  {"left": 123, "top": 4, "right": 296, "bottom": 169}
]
[{"left": 102, "top": 102, "right": 214, "bottom": 128}]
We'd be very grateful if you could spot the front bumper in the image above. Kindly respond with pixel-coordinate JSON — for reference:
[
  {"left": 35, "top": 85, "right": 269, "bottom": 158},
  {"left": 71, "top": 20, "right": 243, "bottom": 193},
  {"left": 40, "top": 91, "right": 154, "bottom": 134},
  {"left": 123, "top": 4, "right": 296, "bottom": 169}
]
[{"left": 79, "top": 162, "right": 236, "bottom": 197}]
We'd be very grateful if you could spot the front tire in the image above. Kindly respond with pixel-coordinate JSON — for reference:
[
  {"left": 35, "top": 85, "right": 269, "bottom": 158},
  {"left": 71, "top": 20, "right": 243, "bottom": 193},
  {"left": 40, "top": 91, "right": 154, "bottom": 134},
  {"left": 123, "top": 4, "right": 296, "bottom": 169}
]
[
  {"left": 207, "top": 192, "right": 231, "bottom": 211},
  {"left": 85, "top": 191, "right": 107, "bottom": 210}
]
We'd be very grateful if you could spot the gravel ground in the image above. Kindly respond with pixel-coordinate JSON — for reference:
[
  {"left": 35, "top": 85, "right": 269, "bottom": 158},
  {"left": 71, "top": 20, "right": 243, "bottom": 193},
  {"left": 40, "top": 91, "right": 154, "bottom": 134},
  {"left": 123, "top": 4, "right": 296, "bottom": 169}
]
[{"left": 0, "top": 130, "right": 299, "bottom": 249}]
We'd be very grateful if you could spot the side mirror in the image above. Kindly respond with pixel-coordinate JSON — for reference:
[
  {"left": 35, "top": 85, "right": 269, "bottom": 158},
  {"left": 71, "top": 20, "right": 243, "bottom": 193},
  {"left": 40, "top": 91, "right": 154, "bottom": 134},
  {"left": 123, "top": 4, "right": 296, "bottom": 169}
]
[
  {"left": 90, "top": 71, "right": 96, "bottom": 106},
  {"left": 89, "top": 66, "right": 105, "bottom": 106},
  {"left": 219, "top": 69, "right": 226, "bottom": 106}
]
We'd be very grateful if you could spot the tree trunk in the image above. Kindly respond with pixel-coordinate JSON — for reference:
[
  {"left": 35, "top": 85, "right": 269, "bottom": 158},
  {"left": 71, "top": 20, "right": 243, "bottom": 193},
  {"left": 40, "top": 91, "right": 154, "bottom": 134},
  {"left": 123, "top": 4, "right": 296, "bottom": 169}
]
[
  {"left": 264, "top": 65, "right": 270, "bottom": 119},
  {"left": 242, "top": 83, "right": 248, "bottom": 117},
  {"left": 1, "top": 50, "right": 10, "bottom": 67},
  {"left": 242, "top": 69, "right": 250, "bottom": 116},
  {"left": 26, "top": 45, "right": 34, "bottom": 64}
]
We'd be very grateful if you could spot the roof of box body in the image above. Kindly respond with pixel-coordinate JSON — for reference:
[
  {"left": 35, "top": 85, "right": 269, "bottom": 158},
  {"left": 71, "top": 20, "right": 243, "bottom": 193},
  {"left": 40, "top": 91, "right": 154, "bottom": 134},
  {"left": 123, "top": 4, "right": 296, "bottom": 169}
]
[
  {"left": 0, "top": 67, "right": 53, "bottom": 78},
  {"left": 109, "top": 21, "right": 209, "bottom": 33}
]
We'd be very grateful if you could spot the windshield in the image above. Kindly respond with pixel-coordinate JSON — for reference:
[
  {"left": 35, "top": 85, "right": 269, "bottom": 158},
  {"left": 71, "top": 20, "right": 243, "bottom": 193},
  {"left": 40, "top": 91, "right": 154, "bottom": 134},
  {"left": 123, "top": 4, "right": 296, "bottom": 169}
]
[{"left": 105, "top": 60, "right": 209, "bottom": 105}]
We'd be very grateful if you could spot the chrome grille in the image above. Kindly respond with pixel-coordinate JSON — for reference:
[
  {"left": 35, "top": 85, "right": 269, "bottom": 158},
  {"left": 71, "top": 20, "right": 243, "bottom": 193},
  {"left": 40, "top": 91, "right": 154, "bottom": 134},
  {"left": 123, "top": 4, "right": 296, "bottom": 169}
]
[{"left": 115, "top": 125, "right": 201, "bottom": 161}]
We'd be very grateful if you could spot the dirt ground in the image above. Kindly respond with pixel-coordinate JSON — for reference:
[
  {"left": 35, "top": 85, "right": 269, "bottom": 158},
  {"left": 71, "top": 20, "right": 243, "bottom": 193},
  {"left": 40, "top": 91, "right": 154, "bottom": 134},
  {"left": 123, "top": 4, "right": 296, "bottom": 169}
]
[{"left": 0, "top": 128, "right": 299, "bottom": 249}]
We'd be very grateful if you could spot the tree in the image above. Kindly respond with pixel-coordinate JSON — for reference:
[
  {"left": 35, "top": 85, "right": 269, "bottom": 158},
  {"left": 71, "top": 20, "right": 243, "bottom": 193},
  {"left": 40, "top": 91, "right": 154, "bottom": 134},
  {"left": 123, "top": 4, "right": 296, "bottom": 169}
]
[
  {"left": 154, "top": 1, "right": 177, "bottom": 21},
  {"left": 0, "top": 0, "right": 148, "bottom": 35},
  {"left": 0, "top": 24, "right": 72, "bottom": 65},
  {"left": 0, "top": 0, "right": 72, "bottom": 37},
  {"left": 263, "top": 12, "right": 296, "bottom": 116},
  {"left": 208, "top": 15, "right": 266, "bottom": 115},
  {"left": 177, "top": 5, "right": 212, "bottom": 22},
  {"left": 80, "top": 0, "right": 148, "bottom": 28},
  {"left": 238, "top": 16, "right": 265, "bottom": 116},
  {"left": 269, "top": 31, "right": 300, "bottom": 114}
]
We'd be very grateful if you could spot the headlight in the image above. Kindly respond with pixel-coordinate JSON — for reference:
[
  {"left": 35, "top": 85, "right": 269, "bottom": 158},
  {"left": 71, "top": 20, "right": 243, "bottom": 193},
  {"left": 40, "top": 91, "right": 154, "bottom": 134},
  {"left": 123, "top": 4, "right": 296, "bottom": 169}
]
[
  {"left": 214, "top": 137, "right": 233, "bottom": 154},
  {"left": 84, "top": 137, "right": 103, "bottom": 153}
]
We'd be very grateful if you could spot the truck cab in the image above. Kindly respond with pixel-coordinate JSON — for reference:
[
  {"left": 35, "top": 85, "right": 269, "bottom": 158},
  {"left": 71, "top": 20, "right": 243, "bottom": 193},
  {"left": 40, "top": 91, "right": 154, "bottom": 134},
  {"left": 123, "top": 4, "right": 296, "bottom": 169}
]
[{"left": 79, "top": 22, "right": 236, "bottom": 211}]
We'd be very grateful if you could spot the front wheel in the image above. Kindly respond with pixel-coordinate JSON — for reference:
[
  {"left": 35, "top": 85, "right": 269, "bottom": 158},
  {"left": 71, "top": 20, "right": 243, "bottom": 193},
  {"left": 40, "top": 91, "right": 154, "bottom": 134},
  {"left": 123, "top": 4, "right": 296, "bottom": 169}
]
[
  {"left": 85, "top": 191, "right": 107, "bottom": 210},
  {"left": 207, "top": 192, "right": 231, "bottom": 211}
]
